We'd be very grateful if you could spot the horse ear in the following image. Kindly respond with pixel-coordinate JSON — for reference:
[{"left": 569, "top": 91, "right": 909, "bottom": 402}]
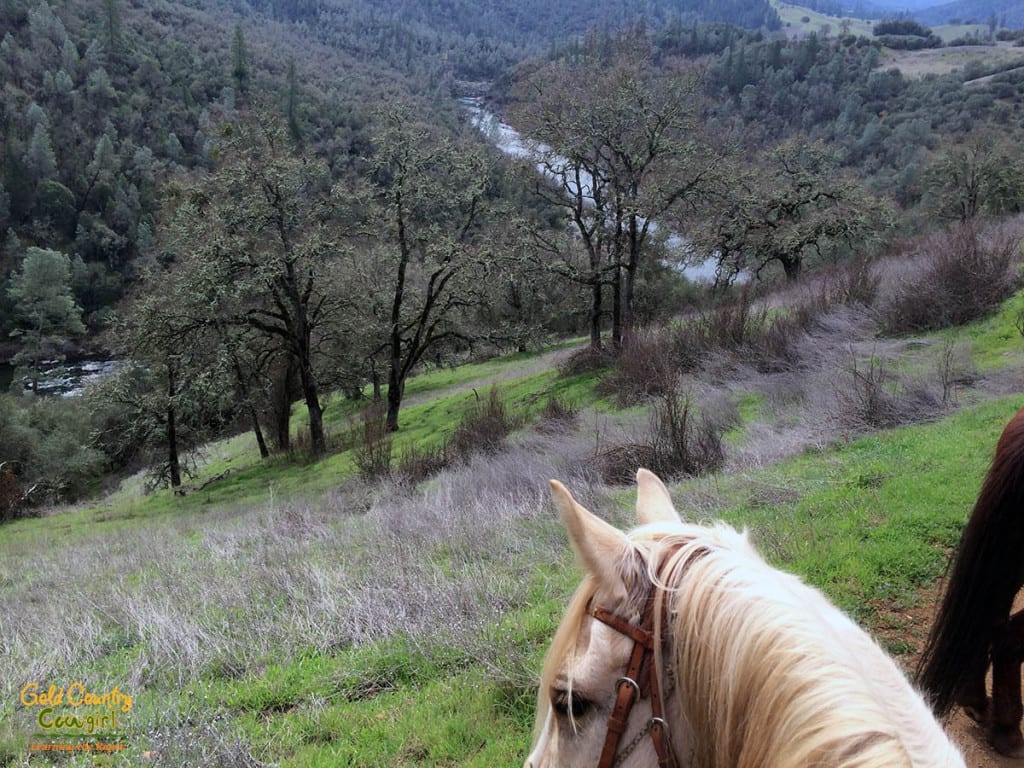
[
  {"left": 550, "top": 480, "right": 629, "bottom": 581},
  {"left": 636, "top": 468, "right": 680, "bottom": 525}
]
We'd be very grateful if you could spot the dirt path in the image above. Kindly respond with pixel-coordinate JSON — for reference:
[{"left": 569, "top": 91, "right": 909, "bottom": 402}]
[
  {"left": 949, "top": 712, "right": 1018, "bottom": 767},
  {"left": 401, "top": 344, "right": 581, "bottom": 408},
  {"left": 877, "top": 587, "right": 1024, "bottom": 766}
]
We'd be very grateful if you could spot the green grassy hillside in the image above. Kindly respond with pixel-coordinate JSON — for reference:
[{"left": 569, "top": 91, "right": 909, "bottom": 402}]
[{"left": 3, "top": 272, "right": 1024, "bottom": 765}]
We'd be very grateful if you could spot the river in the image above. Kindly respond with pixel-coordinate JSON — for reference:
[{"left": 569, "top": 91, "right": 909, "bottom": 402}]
[
  {"left": 0, "top": 358, "right": 118, "bottom": 397},
  {"left": 460, "top": 98, "right": 726, "bottom": 284}
]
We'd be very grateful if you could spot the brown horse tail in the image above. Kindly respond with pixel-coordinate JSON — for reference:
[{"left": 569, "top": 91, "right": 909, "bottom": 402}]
[{"left": 915, "top": 407, "right": 1024, "bottom": 716}]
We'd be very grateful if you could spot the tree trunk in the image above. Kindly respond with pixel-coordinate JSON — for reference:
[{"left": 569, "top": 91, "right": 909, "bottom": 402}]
[
  {"left": 611, "top": 264, "right": 623, "bottom": 348},
  {"left": 270, "top": 354, "right": 297, "bottom": 452},
  {"left": 589, "top": 277, "right": 603, "bottom": 350},
  {"left": 296, "top": 356, "right": 326, "bottom": 455},
  {"left": 781, "top": 255, "right": 802, "bottom": 282},
  {"left": 622, "top": 259, "right": 637, "bottom": 343},
  {"left": 623, "top": 216, "right": 641, "bottom": 343},
  {"left": 249, "top": 406, "right": 269, "bottom": 459},
  {"left": 387, "top": 189, "right": 411, "bottom": 431},
  {"left": 166, "top": 364, "right": 181, "bottom": 489},
  {"left": 385, "top": 366, "right": 403, "bottom": 432}
]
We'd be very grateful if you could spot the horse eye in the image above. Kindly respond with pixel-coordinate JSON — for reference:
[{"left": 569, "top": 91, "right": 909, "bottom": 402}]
[{"left": 552, "top": 689, "right": 592, "bottom": 719}]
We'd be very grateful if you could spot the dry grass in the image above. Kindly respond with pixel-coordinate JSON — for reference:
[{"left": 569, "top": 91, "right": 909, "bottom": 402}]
[{"left": 0, "top": 428, "right": 608, "bottom": 714}]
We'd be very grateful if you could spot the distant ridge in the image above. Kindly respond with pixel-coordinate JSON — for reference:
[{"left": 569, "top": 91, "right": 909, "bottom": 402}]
[{"left": 914, "top": 0, "right": 1024, "bottom": 26}]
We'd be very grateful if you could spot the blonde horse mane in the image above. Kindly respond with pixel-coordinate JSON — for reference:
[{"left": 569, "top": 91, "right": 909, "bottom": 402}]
[{"left": 538, "top": 519, "right": 963, "bottom": 767}]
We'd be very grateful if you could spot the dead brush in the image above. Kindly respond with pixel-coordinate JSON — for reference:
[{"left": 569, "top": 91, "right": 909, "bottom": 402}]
[
  {"left": 559, "top": 345, "right": 617, "bottom": 377},
  {"left": 447, "top": 387, "right": 522, "bottom": 462},
  {"left": 536, "top": 394, "right": 579, "bottom": 433},
  {"left": 881, "top": 222, "right": 1020, "bottom": 334},
  {"left": 593, "top": 389, "right": 726, "bottom": 485},
  {"left": 596, "top": 328, "right": 679, "bottom": 406},
  {"left": 350, "top": 403, "right": 393, "bottom": 479},
  {"left": 828, "top": 256, "right": 881, "bottom": 308},
  {"left": 833, "top": 349, "right": 943, "bottom": 431}
]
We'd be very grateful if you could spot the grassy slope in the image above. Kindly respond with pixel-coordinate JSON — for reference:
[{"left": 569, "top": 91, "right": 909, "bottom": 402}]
[
  {"left": 0, "top": 341, "right": 594, "bottom": 547},
  {"left": 772, "top": 1, "right": 876, "bottom": 37},
  {"left": 3, "top": 290, "right": 1024, "bottom": 765},
  {"left": 218, "top": 394, "right": 1023, "bottom": 768},
  {"left": 772, "top": 0, "right": 1024, "bottom": 79}
]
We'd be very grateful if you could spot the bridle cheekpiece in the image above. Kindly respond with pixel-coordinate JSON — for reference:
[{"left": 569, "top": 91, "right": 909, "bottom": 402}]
[{"left": 587, "top": 583, "right": 676, "bottom": 768}]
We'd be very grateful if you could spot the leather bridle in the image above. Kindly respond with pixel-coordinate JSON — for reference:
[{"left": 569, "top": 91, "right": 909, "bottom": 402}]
[{"left": 587, "top": 586, "right": 676, "bottom": 768}]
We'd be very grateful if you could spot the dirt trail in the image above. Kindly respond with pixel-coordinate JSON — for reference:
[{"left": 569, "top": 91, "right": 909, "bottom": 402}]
[
  {"left": 950, "top": 712, "right": 1017, "bottom": 767},
  {"left": 401, "top": 345, "right": 581, "bottom": 408},
  {"left": 884, "top": 588, "right": 1024, "bottom": 766}
]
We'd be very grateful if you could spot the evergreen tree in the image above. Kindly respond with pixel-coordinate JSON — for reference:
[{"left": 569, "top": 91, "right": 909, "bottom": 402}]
[
  {"left": 286, "top": 56, "right": 301, "bottom": 142},
  {"left": 7, "top": 248, "right": 85, "bottom": 391},
  {"left": 25, "top": 122, "right": 57, "bottom": 181},
  {"left": 231, "top": 24, "right": 250, "bottom": 93},
  {"left": 103, "top": 0, "right": 123, "bottom": 60}
]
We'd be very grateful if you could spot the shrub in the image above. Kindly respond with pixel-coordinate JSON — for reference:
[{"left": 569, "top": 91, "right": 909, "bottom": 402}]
[
  {"left": 873, "top": 19, "right": 932, "bottom": 37},
  {"left": 558, "top": 345, "right": 616, "bottom": 377},
  {"left": 881, "top": 222, "right": 1020, "bottom": 334},
  {"left": 392, "top": 387, "right": 524, "bottom": 485},
  {"left": 0, "top": 393, "right": 106, "bottom": 517},
  {"left": 448, "top": 387, "right": 520, "bottom": 462},
  {"left": 394, "top": 443, "right": 449, "bottom": 485},
  {"left": 351, "top": 403, "right": 392, "bottom": 479},
  {"left": 0, "top": 465, "right": 24, "bottom": 523},
  {"left": 594, "top": 390, "right": 726, "bottom": 484},
  {"left": 536, "top": 394, "right": 579, "bottom": 433},
  {"left": 596, "top": 329, "right": 679, "bottom": 406},
  {"left": 829, "top": 257, "right": 881, "bottom": 307},
  {"left": 834, "top": 350, "right": 943, "bottom": 430}
]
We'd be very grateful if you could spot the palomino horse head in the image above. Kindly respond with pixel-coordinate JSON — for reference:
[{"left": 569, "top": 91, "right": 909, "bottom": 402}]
[
  {"left": 524, "top": 469, "right": 687, "bottom": 768},
  {"left": 527, "top": 470, "right": 967, "bottom": 768}
]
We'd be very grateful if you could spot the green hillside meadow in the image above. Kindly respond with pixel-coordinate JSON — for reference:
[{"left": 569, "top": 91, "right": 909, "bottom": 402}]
[{"left": 3, "top": 286, "right": 1024, "bottom": 766}]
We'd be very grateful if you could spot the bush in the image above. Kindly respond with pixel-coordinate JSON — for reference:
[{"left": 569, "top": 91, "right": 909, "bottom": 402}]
[
  {"left": 596, "top": 329, "right": 679, "bottom": 406},
  {"left": 351, "top": 403, "right": 393, "bottom": 479},
  {"left": 448, "top": 387, "right": 520, "bottom": 462},
  {"left": 594, "top": 390, "right": 726, "bottom": 484},
  {"left": 873, "top": 19, "right": 932, "bottom": 37},
  {"left": 536, "top": 394, "right": 579, "bottom": 433},
  {"left": 558, "top": 345, "right": 616, "bottom": 377},
  {"left": 881, "top": 222, "right": 1020, "bottom": 334},
  {"left": 0, "top": 393, "right": 106, "bottom": 519},
  {"left": 0, "top": 465, "right": 24, "bottom": 523},
  {"left": 828, "top": 257, "right": 881, "bottom": 307},
  {"left": 394, "top": 443, "right": 449, "bottom": 485},
  {"left": 834, "top": 350, "right": 943, "bottom": 430},
  {"left": 392, "top": 387, "right": 523, "bottom": 485}
]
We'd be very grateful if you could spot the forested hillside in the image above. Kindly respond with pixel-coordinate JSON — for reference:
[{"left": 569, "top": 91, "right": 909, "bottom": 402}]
[
  {"left": 0, "top": 0, "right": 779, "bottom": 352},
  {"left": 0, "top": 0, "right": 421, "bottom": 341},
  {"left": 4, "top": 0, "right": 1024, "bottom": 517}
]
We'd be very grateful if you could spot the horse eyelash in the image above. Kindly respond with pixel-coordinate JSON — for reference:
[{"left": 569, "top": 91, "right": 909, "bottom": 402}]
[{"left": 552, "top": 689, "right": 591, "bottom": 719}]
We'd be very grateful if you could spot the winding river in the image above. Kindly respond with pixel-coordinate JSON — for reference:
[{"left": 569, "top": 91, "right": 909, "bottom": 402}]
[{"left": 461, "top": 98, "right": 724, "bottom": 283}]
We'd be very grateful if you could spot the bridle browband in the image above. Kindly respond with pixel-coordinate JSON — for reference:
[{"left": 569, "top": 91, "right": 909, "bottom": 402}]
[{"left": 587, "top": 581, "right": 677, "bottom": 768}]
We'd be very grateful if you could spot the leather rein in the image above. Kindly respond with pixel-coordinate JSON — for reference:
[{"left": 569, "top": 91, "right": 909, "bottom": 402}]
[{"left": 587, "top": 583, "right": 677, "bottom": 768}]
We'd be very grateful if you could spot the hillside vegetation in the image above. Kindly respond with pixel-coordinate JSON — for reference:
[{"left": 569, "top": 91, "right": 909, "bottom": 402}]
[
  {"left": 2, "top": 214, "right": 1024, "bottom": 765},
  {"left": 6, "top": 7, "right": 1024, "bottom": 520},
  {"left": 6, "top": 0, "right": 1024, "bottom": 763}
]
